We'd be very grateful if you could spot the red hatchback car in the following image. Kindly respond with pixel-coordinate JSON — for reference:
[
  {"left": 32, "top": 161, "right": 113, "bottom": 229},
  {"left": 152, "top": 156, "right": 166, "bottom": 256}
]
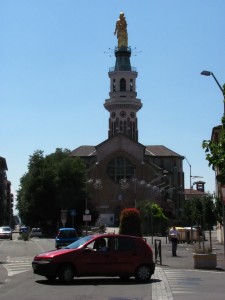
[{"left": 32, "top": 234, "right": 155, "bottom": 283}]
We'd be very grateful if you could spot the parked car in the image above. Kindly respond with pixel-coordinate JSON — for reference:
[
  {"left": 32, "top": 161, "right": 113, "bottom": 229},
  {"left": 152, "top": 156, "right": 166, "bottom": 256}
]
[
  {"left": 0, "top": 226, "right": 12, "bottom": 240},
  {"left": 30, "top": 228, "right": 42, "bottom": 238},
  {"left": 32, "top": 234, "right": 155, "bottom": 283},
  {"left": 55, "top": 228, "right": 79, "bottom": 249}
]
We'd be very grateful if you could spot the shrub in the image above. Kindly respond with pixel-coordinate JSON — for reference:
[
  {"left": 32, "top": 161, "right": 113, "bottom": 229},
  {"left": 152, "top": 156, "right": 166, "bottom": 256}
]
[
  {"left": 17, "top": 233, "right": 30, "bottom": 241},
  {"left": 119, "top": 208, "right": 142, "bottom": 237}
]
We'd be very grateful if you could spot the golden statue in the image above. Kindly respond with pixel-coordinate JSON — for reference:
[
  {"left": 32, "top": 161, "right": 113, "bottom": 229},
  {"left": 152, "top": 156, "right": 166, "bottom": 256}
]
[{"left": 114, "top": 12, "right": 128, "bottom": 48}]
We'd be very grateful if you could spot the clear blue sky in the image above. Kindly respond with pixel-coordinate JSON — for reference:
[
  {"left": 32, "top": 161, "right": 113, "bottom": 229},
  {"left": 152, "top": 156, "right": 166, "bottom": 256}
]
[{"left": 1, "top": 1, "right": 225, "bottom": 208}]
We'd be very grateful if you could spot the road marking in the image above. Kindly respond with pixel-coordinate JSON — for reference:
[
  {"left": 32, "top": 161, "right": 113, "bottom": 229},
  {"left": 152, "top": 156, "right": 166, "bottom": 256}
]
[
  {"left": 2, "top": 256, "right": 33, "bottom": 276},
  {"left": 152, "top": 267, "right": 173, "bottom": 300}
]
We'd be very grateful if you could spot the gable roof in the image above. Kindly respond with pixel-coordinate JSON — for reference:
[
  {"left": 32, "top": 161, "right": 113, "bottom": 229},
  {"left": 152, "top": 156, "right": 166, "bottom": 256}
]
[
  {"left": 145, "top": 145, "right": 183, "bottom": 158},
  {"left": 70, "top": 144, "right": 184, "bottom": 159},
  {"left": 70, "top": 146, "right": 96, "bottom": 157}
]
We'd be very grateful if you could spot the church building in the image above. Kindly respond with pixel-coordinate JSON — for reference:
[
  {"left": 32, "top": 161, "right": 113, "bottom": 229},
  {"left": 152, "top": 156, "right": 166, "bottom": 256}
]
[{"left": 70, "top": 13, "right": 184, "bottom": 226}]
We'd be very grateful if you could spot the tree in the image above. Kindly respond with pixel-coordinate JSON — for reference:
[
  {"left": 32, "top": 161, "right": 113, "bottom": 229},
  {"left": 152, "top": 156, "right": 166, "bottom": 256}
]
[
  {"left": 16, "top": 148, "right": 99, "bottom": 233},
  {"left": 202, "top": 115, "right": 225, "bottom": 185},
  {"left": 139, "top": 200, "right": 168, "bottom": 236},
  {"left": 119, "top": 208, "right": 142, "bottom": 237},
  {"left": 202, "top": 107, "right": 225, "bottom": 237},
  {"left": 203, "top": 194, "right": 217, "bottom": 249},
  {"left": 183, "top": 193, "right": 218, "bottom": 249}
]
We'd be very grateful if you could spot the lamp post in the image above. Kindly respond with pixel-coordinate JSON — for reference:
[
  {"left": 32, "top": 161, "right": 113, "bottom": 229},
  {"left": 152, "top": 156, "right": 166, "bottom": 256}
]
[
  {"left": 185, "top": 157, "right": 203, "bottom": 193},
  {"left": 201, "top": 70, "right": 225, "bottom": 256},
  {"left": 201, "top": 70, "right": 225, "bottom": 114}
]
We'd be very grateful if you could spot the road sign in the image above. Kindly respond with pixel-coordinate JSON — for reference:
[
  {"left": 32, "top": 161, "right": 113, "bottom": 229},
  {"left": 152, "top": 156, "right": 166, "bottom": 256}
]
[{"left": 83, "top": 214, "right": 91, "bottom": 221}]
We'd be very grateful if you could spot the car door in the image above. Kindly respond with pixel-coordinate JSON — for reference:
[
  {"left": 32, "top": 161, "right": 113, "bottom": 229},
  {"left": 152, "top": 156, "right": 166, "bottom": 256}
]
[
  {"left": 76, "top": 237, "right": 112, "bottom": 276},
  {"left": 109, "top": 236, "right": 138, "bottom": 275}
]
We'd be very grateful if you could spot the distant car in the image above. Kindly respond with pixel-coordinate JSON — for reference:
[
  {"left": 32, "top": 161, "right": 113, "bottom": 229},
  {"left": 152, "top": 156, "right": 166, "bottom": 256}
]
[
  {"left": 32, "top": 234, "right": 155, "bottom": 283},
  {"left": 30, "top": 228, "right": 42, "bottom": 238},
  {"left": 55, "top": 228, "right": 79, "bottom": 249},
  {"left": 19, "top": 226, "right": 29, "bottom": 234},
  {"left": 0, "top": 226, "right": 12, "bottom": 240}
]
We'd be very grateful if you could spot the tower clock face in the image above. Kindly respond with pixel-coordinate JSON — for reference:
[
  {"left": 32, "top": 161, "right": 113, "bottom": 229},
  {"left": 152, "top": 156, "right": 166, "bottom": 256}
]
[
  {"left": 120, "top": 111, "right": 126, "bottom": 118},
  {"left": 111, "top": 112, "right": 116, "bottom": 118},
  {"left": 130, "top": 112, "right": 135, "bottom": 118}
]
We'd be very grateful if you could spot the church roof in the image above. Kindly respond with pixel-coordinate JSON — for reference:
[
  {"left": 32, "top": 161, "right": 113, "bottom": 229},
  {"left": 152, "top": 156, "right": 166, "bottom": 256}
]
[
  {"left": 145, "top": 145, "right": 183, "bottom": 158},
  {"left": 70, "top": 144, "right": 183, "bottom": 158},
  {"left": 70, "top": 146, "right": 96, "bottom": 157}
]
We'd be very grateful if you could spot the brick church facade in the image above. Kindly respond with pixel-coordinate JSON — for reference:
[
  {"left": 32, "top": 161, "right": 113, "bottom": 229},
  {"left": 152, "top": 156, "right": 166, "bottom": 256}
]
[{"left": 70, "top": 13, "right": 184, "bottom": 226}]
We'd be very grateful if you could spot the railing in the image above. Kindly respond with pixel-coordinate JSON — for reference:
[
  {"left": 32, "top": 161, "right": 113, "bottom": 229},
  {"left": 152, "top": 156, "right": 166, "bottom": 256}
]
[{"left": 109, "top": 66, "right": 137, "bottom": 72}]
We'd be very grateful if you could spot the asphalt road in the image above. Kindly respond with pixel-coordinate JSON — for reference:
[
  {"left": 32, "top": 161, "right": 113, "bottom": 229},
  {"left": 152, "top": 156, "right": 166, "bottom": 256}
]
[
  {"left": 0, "top": 231, "right": 225, "bottom": 300},
  {"left": 0, "top": 233, "right": 153, "bottom": 300}
]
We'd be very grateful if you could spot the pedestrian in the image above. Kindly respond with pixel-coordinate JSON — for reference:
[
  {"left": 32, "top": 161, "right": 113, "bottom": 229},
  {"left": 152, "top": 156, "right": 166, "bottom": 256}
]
[{"left": 169, "top": 226, "right": 179, "bottom": 256}]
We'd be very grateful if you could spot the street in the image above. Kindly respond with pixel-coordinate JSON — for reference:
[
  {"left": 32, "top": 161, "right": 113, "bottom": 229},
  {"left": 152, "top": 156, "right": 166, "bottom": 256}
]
[
  {"left": 0, "top": 232, "right": 225, "bottom": 300},
  {"left": 0, "top": 233, "right": 152, "bottom": 300}
]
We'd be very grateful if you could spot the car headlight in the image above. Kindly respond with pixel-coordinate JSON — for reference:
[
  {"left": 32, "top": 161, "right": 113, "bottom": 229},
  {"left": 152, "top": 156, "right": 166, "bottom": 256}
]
[{"left": 35, "top": 258, "right": 53, "bottom": 264}]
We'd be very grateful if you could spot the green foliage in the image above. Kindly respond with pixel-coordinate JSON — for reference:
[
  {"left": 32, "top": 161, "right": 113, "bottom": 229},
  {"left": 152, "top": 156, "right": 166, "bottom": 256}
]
[
  {"left": 202, "top": 115, "right": 225, "bottom": 185},
  {"left": 16, "top": 148, "right": 99, "bottom": 232},
  {"left": 119, "top": 208, "right": 142, "bottom": 237},
  {"left": 139, "top": 200, "right": 168, "bottom": 235},
  {"left": 182, "top": 194, "right": 218, "bottom": 229}
]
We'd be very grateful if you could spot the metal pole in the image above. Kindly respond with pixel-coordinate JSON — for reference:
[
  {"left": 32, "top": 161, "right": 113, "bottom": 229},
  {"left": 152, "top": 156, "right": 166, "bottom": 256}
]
[{"left": 184, "top": 157, "right": 192, "bottom": 193}]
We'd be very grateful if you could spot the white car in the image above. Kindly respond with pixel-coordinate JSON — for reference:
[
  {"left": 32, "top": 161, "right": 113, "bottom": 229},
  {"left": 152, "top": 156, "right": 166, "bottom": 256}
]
[
  {"left": 30, "top": 228, "right": 42, "bottom": 238},
  {"left": 0, "top": 226, "right": 12, "bottom": 240}
]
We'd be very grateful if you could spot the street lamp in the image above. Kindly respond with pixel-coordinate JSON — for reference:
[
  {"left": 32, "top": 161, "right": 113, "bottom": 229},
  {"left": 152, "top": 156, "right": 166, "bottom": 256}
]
[
  {"left": 201, "top": 70, "right": 225, "bottom": 114},
  {"left": 201, "top": 70, "right": 225, "bottom": 256},
  {"left": 185, "top": 157, "right": 203, "bottom": 193}
]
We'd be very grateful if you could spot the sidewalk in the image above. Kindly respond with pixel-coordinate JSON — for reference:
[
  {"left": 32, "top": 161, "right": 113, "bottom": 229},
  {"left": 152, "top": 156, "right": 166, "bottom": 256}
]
[
  {"left": 151, "top": 233, "right": 225, "bottom": 270},
  {"left": 107, "top": 227, "right": 225, "bottom": 300},
  {"left": 106, "top": 227, "right": 225, "bottom": 270}
]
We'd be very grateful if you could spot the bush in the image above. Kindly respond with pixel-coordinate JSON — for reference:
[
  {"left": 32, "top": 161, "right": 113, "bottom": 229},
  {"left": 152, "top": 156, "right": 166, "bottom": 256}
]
[
  {"left": 17, "top": 233, "right": 30, "bottom": 241},
  {"left": 119, "top": 208, "right": 142, "bottom": 237}
]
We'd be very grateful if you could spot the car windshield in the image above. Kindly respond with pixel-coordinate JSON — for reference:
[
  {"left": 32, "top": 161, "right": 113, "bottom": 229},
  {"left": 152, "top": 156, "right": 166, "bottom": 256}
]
[
  {"left": 2, "top": 227, "right": 11, "bottom": 231},
  {"left": 65, "top": 235, "right": 94, "bottom": 249}
]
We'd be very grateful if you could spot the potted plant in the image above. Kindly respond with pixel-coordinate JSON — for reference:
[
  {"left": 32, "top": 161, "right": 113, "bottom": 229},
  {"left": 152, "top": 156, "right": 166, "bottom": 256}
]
[{"left": 193, "top": 245, "right": 217, "bottom": 269}]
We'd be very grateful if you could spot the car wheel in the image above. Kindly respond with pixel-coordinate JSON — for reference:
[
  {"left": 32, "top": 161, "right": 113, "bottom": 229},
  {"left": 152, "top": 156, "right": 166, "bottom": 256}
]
[
  {"left": 58, "top": 265, "right": 74, "bottom": 283},
  {"left": 135, "top": 265, "right": 151, "bottom": 282}
]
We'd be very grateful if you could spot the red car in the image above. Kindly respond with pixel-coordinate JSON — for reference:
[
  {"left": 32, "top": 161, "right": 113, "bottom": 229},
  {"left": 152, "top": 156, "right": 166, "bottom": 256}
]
[{"left": 32, "top": 234, "right": 155, "bottom": 283}]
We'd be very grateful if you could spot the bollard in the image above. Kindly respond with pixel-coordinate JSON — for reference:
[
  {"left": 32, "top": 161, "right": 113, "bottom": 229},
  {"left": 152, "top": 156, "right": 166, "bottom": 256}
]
[{"left": 155, "top": 239, "right": 162, "bottom": 265}]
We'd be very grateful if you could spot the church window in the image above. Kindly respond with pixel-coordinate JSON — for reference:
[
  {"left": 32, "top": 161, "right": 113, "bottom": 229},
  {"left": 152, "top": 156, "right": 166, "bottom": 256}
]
[
  {"left": 113, "top": 79, "right": 116, "bottom": 92},
  {"left": 120, "top": 78, "right": 126, "bottom": 91},
  {"left": 130, "top": 79, "right": 133, "bottom": 91},
  {"left": 107, "top": 157, "right": 135, "bottom": 183},
  {"left": 120, "top": 111, "right": 126, "bottom": 118}
]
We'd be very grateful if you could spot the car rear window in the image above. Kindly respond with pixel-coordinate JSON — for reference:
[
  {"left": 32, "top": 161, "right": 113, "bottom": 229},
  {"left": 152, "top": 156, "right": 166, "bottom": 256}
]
[{"left": 58, "top": 230, "right": 77, "bottom": 238}]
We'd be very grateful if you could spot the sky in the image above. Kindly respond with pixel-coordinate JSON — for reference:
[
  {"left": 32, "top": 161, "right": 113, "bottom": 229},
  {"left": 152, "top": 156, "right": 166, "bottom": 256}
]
[{"left": 1, "top": 0, "right": 225, "bottom": 211}]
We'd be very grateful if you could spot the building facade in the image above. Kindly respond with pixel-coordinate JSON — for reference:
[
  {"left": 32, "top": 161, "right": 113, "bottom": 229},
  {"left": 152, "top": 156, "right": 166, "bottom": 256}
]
[
  {"left": 0, "top": 156, "right": 13, "bottom": 226},
  {"left": 70, "top": 13, "right": 184, "bottom": 226}
]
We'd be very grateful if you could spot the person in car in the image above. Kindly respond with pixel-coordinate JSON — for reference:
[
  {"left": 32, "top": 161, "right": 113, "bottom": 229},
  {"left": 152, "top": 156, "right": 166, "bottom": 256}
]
[{"left": 93, "top": 238, "right": 108, "bottom": 252}]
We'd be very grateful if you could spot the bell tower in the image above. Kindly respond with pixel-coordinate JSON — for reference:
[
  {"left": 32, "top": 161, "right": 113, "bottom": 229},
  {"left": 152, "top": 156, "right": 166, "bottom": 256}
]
[{"left": 104, "top": 12, "right": 142, "bottom": 142}]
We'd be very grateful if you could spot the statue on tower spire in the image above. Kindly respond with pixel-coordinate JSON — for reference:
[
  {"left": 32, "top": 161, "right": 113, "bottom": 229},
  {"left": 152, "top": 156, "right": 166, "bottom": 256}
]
[{"left": 114, "top": 12, "right": 128, "bottom": 48}]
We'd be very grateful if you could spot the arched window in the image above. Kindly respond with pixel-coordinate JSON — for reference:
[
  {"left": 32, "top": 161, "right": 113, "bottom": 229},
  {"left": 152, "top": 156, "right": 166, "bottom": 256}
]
[
  {"left": 130, "top": 79, "right": 133, "bottom": 91},
  {"left": 113, "top": 79, "right": 116, "bottom": 92},
  {"left": 120, "top": 78, "right": 126, "bottom": 91}
]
